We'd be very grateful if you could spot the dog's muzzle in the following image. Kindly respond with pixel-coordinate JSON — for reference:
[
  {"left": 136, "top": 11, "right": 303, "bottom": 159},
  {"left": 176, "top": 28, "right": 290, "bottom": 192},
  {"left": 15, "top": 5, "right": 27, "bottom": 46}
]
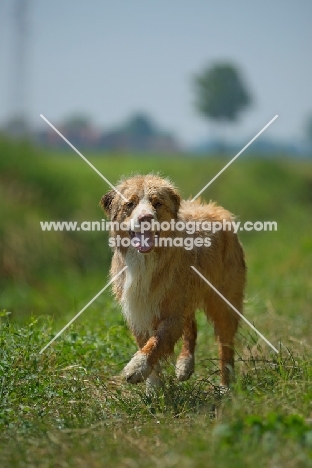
[{"left": 129, "top": 214, "right": 155, "bottom": 254}]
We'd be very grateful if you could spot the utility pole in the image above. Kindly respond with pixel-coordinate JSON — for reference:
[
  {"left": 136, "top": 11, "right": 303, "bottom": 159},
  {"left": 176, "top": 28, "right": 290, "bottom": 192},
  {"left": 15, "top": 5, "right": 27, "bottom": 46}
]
[{"left": 8, "top": 0, "right": 30, "bottom": 138}]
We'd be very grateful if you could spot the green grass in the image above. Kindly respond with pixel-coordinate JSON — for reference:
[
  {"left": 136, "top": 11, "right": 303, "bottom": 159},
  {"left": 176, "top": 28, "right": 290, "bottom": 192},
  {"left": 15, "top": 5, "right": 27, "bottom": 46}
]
[
  {"left": 1, "top": 138, "right": 312, "bottom": 466},
  {"left": 1, "top": 312, "right": 312, "bottom": 467}
]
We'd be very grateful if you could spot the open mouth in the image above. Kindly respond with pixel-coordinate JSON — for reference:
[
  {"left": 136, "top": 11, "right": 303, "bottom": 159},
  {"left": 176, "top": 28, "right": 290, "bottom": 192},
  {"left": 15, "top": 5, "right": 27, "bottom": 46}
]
[{"left": 129, "top": 230, "right": 155, "bottom": 253}]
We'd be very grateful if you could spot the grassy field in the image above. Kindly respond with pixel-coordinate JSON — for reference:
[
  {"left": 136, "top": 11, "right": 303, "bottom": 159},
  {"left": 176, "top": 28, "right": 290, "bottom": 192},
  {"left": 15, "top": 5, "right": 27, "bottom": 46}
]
[{"left": 1, "top": 138, "right": 312, "bottom": 467}]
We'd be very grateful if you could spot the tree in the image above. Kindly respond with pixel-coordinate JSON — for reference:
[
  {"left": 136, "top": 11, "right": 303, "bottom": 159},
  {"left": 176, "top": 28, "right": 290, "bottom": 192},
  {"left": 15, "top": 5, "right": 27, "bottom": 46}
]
[
  {"left": 62, "top": 114, "right": 91, "bottom": 130},
  {"left": 193, "top": 63, "right": 252, "bottom": 127},
  {"left": 123, "top": 113, "right": 156, "bottom": 137},
  {"left": 61, "top": 114, "right": 93, "bottom": 150}
]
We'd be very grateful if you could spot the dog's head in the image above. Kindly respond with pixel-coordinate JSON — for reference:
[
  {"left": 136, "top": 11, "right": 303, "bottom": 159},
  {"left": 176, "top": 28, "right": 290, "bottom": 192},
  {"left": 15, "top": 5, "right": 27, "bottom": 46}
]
[{"left": 100, "top": 174, "right": 181, "bottom": 254}]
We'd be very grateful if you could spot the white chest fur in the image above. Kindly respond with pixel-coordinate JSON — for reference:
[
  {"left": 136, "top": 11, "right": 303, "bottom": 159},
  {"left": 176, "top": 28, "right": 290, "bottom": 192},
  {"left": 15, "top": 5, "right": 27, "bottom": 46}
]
[{"left": 121, "top": 250, "right": 160, "bottom": 336}]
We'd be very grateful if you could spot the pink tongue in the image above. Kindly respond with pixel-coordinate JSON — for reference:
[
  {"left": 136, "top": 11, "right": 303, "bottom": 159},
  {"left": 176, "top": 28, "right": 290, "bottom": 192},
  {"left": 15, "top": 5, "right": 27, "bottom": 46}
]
[{"left": 132, "top": 232, "right": 154, "bottom": 252}]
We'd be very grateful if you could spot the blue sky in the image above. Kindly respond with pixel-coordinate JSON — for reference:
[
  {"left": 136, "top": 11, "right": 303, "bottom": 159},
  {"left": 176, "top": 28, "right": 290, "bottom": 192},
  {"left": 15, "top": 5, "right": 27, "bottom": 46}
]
[{"left": 0, "top": 0, "right": 311, "bottom": 146}]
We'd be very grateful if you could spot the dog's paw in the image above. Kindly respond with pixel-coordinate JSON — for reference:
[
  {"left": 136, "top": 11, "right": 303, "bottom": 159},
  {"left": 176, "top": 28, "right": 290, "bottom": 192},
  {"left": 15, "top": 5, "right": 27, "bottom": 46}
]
[
  {"left": 123, "top": 352, "right": 152, "bottom": 384},
  {"left": 175, "top": 355, "right": 195, "bottom": 381}
]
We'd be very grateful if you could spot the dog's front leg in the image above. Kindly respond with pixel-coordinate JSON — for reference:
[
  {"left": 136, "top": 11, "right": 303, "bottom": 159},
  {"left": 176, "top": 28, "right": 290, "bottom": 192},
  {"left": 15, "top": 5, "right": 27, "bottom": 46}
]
[{"left": 123, "top": 318, "right": 183, "bottom": 384}]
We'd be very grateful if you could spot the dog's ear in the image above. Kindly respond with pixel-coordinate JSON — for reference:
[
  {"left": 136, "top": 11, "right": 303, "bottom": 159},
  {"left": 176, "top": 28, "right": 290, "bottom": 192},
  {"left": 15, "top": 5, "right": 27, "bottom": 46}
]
[{"left": 100, "top": 190, "right": 115, "bottom": 215}]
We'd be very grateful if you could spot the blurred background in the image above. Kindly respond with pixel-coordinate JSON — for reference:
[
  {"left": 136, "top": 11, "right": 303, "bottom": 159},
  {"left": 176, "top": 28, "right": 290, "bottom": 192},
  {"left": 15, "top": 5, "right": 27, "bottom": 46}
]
[
  {"left": 1, "top": 0, "right": 312, "bottom": 152},
  {"left": 0, "top": 1, "right": 311, "bottom": 338}
]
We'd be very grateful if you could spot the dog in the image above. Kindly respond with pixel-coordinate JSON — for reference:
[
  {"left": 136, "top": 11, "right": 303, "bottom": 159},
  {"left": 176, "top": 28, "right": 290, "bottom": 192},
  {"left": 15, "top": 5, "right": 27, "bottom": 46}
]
[{"left": 101, "top": 174, "right": 246, "bottom": 388}]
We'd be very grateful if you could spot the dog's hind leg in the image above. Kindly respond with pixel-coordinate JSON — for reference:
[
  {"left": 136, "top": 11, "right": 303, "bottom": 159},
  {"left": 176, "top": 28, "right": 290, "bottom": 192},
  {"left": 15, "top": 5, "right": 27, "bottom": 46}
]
[
  {"left": 175, "top": 315, "right": 197, "bottom": 381},
  {"left": 205, "top": 294, "right": 241, "bottom": 387}
]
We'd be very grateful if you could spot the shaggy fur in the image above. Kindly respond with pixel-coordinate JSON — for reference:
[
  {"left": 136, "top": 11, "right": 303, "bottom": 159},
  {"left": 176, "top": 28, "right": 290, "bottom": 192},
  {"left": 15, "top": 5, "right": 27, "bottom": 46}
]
[{"left": 101, "top": 174, "right": 246, "bottom": 387}]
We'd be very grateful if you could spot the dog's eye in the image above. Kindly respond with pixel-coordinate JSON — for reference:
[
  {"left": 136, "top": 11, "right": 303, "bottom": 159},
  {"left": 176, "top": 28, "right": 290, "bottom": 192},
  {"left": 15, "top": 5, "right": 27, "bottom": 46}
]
[
  {"left": 125, "top": 201, "right": 135, "bottom": 209},
  {"left": 153, "top": 202, "right": 162, "bottom": 209}
]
